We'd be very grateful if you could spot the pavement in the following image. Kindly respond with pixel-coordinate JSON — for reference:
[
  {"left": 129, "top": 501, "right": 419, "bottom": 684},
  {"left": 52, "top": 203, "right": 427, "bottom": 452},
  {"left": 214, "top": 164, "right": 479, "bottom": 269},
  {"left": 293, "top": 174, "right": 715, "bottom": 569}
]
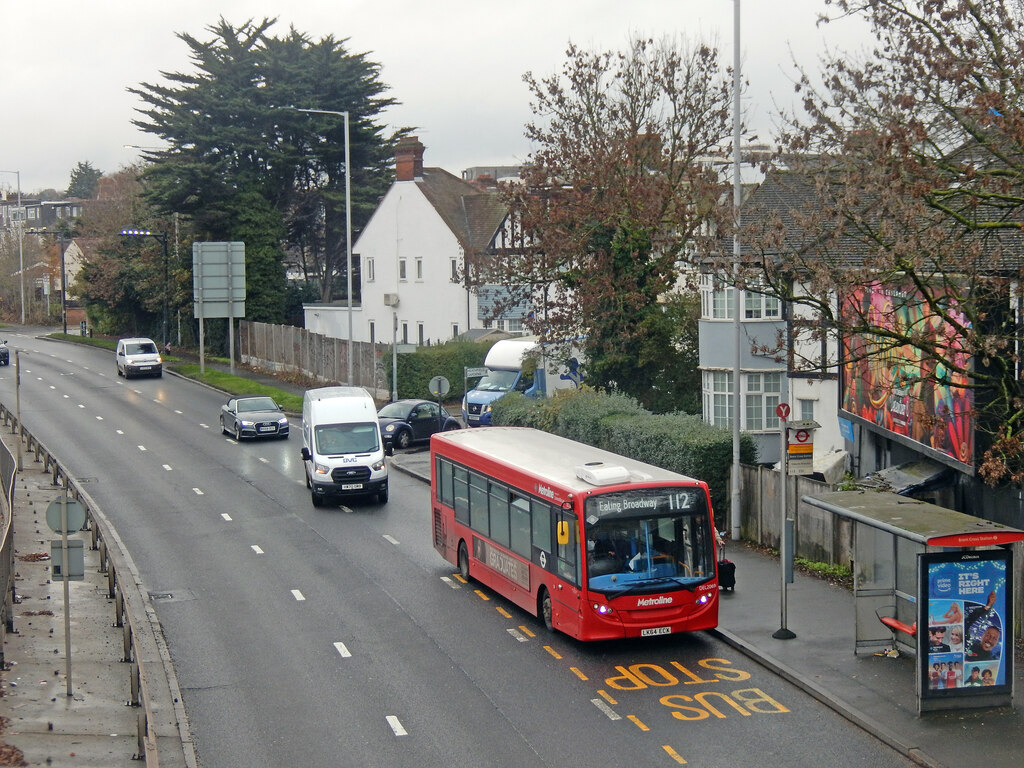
[{"left": 1, "top": 350, "right": 1022, "bottom": 767}]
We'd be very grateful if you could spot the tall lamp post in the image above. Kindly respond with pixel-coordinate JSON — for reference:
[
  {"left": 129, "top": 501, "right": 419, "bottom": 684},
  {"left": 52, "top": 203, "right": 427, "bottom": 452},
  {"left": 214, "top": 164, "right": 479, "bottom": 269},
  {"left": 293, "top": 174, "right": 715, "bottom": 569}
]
[
  {"left": 120, "top": 229, "right": 169, "bottom": 346},
  {"left": 729, "top": 0, "right": 743, "bottom": 545},
  {"left": 291, "top": 107, "right": 354, "bottom": 385},
  {"left": 0, "top": 170, "right": 26, "bottom": 324}
]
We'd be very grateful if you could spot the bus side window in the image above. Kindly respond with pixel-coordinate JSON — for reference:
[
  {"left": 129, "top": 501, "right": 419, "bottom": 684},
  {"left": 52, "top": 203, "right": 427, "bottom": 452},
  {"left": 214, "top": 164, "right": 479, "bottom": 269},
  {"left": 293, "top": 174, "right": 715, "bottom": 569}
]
[
  {"left": 453, "top": 467, "right": 469, "bottom": 525},
  {"left": 556, "top": 510, "right": 579, "bottom": 585},
  {"left": 436, "top": 457, "right": 454, "bottom": 506},
  {"left": 469, "top": 473, "right": 489, "bottom": 535},
  {"left": 489, "top": 481, "right": 510, "bottom": 547},
  {"left": 510, "top": 495, "right": 531, "bottom": 558},
  {"left": 531, "top": 499, "right": 552, "bottom": 555}
]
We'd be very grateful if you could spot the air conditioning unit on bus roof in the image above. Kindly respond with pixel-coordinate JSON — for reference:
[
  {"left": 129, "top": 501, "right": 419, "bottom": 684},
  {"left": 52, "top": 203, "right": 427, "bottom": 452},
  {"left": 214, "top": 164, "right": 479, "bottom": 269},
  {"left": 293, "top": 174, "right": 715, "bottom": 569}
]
[{"left": 576, "top": 462, "right": 631, "bottom": 486}]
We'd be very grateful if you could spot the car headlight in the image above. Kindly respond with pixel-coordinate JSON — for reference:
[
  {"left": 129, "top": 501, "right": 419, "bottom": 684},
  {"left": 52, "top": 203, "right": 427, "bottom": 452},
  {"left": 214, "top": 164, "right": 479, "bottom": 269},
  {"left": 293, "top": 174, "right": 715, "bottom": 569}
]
[
  {"left": 239, "top": 419, "right": 254, "bottom": 427},
  {"left": 482, "top": 404, "right": 492, "bottom": 414},
  {"left": 278, "top": 417, "right": 288, "bottom": 426},
  {"left": 371, "top": 459, "right": 386, "bottom": 471},
  {"left": 385, "top": 424, "right": 395, "bottom": 433},
  {"left": 314, "top": 463, "right": 330, "bottom": 476}
]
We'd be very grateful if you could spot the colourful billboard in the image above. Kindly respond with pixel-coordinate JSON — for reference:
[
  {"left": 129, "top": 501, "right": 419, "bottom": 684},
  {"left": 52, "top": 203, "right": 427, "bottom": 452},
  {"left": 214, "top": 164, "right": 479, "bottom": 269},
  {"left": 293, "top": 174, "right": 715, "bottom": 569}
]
[{"left": 840, "top": 281, "right": 973, "bottom": 468}]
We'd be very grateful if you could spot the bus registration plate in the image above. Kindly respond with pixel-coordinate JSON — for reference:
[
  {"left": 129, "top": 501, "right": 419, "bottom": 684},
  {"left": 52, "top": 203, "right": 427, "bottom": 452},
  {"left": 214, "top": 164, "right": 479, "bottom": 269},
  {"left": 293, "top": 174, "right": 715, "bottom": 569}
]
[
  {"left": 341, "top": 483, "right": 363, "bottom": 490},
  {"left": 641, "top": 626, "right": 671, "bottom": 637}
]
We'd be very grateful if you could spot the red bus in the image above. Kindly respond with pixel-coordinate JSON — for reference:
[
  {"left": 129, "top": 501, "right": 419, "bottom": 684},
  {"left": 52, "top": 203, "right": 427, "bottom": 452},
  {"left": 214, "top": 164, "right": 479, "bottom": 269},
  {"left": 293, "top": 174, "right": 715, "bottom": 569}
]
[{"left": 431, "top": 427, "right": 720, "bottom": 641}]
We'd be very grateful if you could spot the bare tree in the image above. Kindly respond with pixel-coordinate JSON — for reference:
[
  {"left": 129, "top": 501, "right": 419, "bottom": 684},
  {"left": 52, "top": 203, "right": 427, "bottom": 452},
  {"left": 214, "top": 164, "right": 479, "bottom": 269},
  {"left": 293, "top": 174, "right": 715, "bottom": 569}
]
[
  {"left": 728, "top": 0, "right": 1024, "bottom": 483},
  {"left": 484, "top": 37, "right": 738, "bottom": 408}
]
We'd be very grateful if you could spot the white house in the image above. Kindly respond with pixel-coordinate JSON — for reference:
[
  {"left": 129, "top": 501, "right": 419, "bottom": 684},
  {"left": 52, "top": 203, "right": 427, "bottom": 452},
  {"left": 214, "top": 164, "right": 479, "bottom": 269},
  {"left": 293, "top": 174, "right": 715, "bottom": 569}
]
[{"left": 304, "top": 137, "right": 522, "bottom": 346}]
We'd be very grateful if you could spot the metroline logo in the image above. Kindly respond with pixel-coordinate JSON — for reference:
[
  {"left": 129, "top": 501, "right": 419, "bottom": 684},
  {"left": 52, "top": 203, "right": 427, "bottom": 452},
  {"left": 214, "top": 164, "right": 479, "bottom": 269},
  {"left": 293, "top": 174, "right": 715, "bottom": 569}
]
[{"left": 636, "top": 596, "right": 673, "bottom": 607}]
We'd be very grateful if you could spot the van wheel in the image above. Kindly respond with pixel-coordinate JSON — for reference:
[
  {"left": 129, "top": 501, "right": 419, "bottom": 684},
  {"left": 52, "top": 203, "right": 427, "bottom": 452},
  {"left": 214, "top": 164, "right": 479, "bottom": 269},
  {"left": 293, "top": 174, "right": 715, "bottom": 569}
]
[
  {"left": 458, "top": 541, "right": 471, "bottom": 581},
  {"left": 311, "top": 491, "right": 323, "bottom": 508},
  {"left": 378, "top": 485, "right": 389, "bottom": 504},
  {"left": 539, "top": 588, "right": 554, "bottom": 632}
]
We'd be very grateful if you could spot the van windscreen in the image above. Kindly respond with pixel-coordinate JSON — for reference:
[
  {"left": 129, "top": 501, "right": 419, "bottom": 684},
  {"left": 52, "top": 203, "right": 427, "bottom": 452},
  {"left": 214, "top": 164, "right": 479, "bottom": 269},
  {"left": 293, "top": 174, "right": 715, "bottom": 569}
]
[{"left": 315, "top": 423, "right": 380, "bottom": 455}]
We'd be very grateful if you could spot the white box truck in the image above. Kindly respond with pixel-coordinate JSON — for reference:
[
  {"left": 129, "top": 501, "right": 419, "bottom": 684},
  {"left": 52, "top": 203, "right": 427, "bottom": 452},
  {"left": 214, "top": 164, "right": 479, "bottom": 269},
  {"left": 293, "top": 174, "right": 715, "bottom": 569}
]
[
  {"left": 462, "top": 337, "right": 583, "bottom": 426},
  {"left": 300, "top": 386, "right": 391, "bottom": 506}
]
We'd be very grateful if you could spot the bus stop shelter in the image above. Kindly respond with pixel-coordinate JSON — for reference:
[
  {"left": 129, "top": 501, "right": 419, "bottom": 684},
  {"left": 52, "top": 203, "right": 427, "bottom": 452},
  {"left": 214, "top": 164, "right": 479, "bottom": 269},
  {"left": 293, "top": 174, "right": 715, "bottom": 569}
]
[{"left": 804, "top": 489, "right": 1024, "bottom": 713}]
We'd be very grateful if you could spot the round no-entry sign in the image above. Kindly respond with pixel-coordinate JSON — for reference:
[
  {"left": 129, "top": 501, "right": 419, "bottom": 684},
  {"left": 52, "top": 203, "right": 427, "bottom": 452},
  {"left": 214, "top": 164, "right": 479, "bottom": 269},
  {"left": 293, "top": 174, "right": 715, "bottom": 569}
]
[{"left": 776, "top": 403, "right": 790, "bottom": 420}]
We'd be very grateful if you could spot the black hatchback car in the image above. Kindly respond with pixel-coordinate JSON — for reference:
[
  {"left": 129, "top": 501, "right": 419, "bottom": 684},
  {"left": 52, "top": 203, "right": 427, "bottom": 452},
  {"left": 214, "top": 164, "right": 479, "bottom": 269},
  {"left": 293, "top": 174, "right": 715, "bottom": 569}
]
[{"left": 377, "top": 399, "right": 460, "bottom": 449}]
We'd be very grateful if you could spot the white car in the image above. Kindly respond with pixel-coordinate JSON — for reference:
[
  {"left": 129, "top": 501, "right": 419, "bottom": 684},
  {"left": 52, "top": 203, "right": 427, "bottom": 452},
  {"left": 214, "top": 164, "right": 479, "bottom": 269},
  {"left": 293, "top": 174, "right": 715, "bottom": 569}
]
[{"left": 115, "top": 337, "right": 162, "bottom": 379}]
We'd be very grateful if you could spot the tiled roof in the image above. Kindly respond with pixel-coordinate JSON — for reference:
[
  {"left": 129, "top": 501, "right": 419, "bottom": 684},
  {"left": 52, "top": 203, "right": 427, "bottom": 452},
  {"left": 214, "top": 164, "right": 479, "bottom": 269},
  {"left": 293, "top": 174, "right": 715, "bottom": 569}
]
[
  {"left": 417, "top": 168, "right": 508, "bottom": 252},
  {"left": 742, "top": 167, "right": 1024, "bottom": 272}
]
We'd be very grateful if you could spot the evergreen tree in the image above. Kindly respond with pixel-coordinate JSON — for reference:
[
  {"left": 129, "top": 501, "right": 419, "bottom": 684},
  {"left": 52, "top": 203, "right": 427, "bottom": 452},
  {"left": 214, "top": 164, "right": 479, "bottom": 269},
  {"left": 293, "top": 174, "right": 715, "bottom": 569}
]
[
  {"left": 128, "top": 17, "right": 403, "bottom": 308},
  {"left": 66, "top": 161, "right": 103, "bottom": 199}
]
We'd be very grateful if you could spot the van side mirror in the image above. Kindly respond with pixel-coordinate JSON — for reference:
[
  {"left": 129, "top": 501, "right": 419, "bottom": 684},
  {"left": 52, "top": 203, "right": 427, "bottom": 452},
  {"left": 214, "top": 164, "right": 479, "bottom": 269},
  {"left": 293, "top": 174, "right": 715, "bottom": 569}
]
[{"left": 300, "top": 447, "right": 311, "bottom": 461}]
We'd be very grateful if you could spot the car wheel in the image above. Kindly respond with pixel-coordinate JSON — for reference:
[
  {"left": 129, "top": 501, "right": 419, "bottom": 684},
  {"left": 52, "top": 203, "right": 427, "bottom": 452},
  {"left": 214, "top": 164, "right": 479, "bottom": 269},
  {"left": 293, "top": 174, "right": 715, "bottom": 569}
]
[
  {"left": 395, "top": 429, "right": 412, "bottom": 450},
  {"left": 443, "top": 421, "right": 460, "bottom": 431},
  {"left": 220, "top": 417, "right": 229, "bottom": 435},
  {"left": 539, "top": 588, "right": 554, "bottom": 632},
  {"left": 234, "top": 423, "right": 243, "bottom": 441}
]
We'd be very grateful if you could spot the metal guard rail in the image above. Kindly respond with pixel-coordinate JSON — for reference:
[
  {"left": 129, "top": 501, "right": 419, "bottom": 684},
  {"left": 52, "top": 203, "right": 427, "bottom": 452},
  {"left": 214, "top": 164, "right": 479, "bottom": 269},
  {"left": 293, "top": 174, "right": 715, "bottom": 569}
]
[{"left": 0, "top": 403, "right": 195, "bottom": 767}]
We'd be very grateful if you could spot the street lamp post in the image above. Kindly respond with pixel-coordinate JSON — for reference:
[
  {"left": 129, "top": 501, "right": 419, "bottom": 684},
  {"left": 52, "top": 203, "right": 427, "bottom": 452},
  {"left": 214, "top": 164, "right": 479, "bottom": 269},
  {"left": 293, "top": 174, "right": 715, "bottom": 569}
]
[
  {"left": 0, "top": 170, "right": 26, "bottom": 324},
  {"left": 292, "top": 107, "right": 354, "bottom": 385},
  {"left": 120, "top": 229, "right": 169, "bottom": 346}
]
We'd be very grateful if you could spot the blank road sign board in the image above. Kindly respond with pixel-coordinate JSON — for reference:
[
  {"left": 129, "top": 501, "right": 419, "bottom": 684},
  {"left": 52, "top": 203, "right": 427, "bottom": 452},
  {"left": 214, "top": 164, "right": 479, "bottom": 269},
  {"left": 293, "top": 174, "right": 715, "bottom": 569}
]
[{"left": 193, "top": 241, "right": 246, "bottom": 318}]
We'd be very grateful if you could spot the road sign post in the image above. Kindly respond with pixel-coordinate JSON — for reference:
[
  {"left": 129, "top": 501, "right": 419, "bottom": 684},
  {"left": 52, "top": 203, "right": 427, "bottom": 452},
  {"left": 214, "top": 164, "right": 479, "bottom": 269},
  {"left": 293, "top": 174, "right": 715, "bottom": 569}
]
[{"left": 773, "top": 403, "right": 796, "bottom": 640}]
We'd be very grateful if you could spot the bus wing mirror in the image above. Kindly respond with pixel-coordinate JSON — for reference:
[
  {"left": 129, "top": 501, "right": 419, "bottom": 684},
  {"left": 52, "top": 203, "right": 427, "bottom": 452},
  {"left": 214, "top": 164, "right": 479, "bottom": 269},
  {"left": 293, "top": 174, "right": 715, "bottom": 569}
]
[{"left": 557, "top": 520, "right": 570, "bottom": 546}]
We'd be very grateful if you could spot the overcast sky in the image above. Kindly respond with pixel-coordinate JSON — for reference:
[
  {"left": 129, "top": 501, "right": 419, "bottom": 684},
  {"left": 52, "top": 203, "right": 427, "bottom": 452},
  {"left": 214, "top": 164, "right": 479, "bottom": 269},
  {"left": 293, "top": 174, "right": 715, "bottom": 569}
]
[{"left": 1, "top": 0, "right": 871, "bottom": 196}]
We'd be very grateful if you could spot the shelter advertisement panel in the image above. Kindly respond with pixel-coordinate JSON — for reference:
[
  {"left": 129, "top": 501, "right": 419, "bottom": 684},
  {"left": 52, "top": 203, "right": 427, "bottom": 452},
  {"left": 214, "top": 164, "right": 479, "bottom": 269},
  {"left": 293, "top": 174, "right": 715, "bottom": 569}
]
[
  {"left": 839, "top": 281, "right": 973, "bottom": 469},
  {"left": 918, "top": 550, "right": 1012, "bottom": 701}
]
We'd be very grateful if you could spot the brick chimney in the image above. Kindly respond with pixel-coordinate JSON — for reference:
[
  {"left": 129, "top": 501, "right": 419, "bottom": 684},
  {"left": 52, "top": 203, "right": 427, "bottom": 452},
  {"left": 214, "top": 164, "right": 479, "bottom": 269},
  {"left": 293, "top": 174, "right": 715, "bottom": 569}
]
[{"left": 395, "top": 136, "right": 425, "bottom": 181}]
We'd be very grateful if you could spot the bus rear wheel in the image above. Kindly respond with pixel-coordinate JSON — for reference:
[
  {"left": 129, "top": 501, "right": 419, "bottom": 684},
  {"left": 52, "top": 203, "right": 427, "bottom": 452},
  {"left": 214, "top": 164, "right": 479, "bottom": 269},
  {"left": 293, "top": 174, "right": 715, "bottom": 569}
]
[
  {"left": 539, "top": 588, "right": 554, "bottom": 632},
  {"left": 458, "top": 541, "right": 471, "bottom": 581}
]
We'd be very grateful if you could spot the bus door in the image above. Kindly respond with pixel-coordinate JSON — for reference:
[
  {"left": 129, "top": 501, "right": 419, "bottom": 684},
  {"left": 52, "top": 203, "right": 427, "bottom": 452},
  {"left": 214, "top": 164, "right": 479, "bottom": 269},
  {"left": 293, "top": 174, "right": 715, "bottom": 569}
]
[{"left": 553, "top": 507, "right": 582, "bottom": 635}]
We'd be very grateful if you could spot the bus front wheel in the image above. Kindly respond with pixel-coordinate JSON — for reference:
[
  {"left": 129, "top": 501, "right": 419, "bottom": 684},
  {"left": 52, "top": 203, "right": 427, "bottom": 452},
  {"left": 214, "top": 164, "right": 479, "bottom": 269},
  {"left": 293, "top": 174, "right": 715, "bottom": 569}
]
[
  {"left": 539, "top": 588, "right": 554, "bottom": 632},
  {"left": 458, "top": 541, "right": 471, "bottom": 581}
]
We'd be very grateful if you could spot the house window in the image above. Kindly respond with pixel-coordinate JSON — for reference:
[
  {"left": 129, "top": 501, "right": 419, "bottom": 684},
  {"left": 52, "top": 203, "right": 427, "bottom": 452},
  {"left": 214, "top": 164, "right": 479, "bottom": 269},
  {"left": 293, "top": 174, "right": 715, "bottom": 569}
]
[
  {"left": 417, "top": 323, "right": 425, "bottom": 345},
  {"left": 745, "top": 288, "right": 781, "bottom": 319},
  {"left": 415, "top": 258, "right": 423, "bottom": 280},
  {"left": 799, "top": 398, "right": 815, "bottom": 422},
  {"left": 745, "top": 373, "right": 782, "bottom": 431},
  {"left": 451, "top": 323, "right": 460, "bottom": 339},
  {"left": 450, "top": 258, "right": 459, "bottom": 281},
  {"left": 507, "top": 317, "right": 523, "bottom": 332},
  {"left": 402, "top": 322, "right": 409, "bottom": 344},
  {"left": 703, "top": 371, "right": 733, "bottom": 428},
  {"left": 367, "top": 259, "right": 375, "bottom": 282},
  {"left": 399, "top": 258, "right": 407, "bottom": 281},
  {"left": 369, "top": 321, "right": 375, "bottom": 344},
  {"left": 705, "top": 285, "right": 734, "bottom": 319}
]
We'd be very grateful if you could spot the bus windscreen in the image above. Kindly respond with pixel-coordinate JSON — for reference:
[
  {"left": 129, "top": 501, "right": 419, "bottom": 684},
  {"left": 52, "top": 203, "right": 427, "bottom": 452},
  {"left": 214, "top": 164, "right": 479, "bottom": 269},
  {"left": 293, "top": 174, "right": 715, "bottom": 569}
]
[{"left": 584, "top": 488, "right": 715, "bottom": 593}]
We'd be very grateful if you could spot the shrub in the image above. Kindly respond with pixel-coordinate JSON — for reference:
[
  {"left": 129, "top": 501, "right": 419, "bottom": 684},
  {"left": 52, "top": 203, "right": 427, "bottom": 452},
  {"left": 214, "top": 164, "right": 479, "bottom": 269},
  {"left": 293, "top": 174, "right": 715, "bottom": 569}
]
[
  {"left": 392, "top": 339, "right": 493, "bottom": 400},
  {"left": 490, "top": 388, "right": 756, "bottom": 514}
]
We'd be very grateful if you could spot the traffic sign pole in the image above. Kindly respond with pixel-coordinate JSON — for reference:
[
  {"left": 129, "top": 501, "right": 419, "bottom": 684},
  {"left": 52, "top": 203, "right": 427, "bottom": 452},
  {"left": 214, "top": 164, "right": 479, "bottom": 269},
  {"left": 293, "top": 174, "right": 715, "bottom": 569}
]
[{"left": 773, "top": 403, "right": 796, "bottom": 640}]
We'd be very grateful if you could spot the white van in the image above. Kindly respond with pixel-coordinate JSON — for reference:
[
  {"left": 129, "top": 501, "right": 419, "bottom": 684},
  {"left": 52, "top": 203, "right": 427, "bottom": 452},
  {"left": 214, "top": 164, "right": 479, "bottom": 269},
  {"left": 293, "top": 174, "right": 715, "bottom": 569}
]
[
  {"left": 300, "top": 386, "right": 391, "bottom": 506},
  {"left": 115, "top": 337, "right": 162, "bottom": 378}
]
